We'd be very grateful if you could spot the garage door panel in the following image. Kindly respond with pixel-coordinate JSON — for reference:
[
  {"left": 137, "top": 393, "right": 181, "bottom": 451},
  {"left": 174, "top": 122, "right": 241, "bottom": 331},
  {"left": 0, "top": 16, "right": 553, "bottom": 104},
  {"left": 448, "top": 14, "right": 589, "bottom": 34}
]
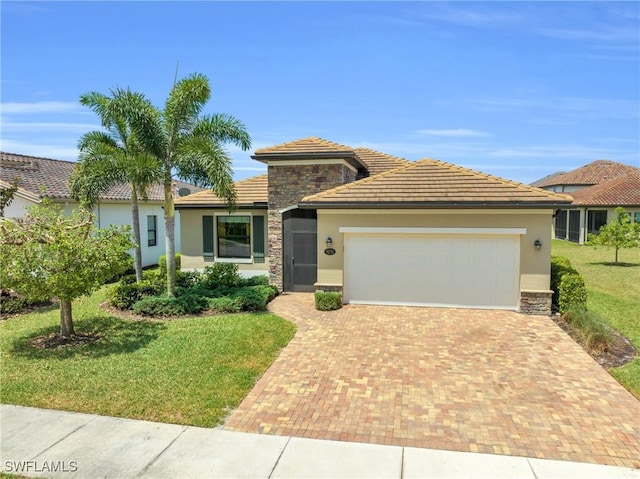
[{"left": 344, "top": 234, "right": 519, "bottom": 309}]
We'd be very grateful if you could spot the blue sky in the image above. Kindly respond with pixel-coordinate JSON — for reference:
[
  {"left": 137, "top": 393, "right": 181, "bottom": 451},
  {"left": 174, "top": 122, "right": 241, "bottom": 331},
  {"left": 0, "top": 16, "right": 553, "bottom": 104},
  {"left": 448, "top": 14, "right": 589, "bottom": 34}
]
[{"left": 2, "top": 1, "right": 639, "bottom": 184}]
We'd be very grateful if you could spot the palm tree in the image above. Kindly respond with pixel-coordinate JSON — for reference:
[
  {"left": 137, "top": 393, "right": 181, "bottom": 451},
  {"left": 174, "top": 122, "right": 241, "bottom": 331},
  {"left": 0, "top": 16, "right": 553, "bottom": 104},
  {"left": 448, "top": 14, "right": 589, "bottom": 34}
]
[
  {"left": 70, "top": 89, "right": 163, "bottom": 282},
  {"left": 128, "top": 73, "right": 251, "bottom": 296}
]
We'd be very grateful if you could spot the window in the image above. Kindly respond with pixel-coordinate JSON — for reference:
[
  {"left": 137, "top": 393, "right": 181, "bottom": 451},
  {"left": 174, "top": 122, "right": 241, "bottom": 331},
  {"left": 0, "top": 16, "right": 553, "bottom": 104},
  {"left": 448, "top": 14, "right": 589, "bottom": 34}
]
[
  {"left": 217, "top": 216, "right": 250, "bottom": 258},
  {"left": 587, "top": 210, "right": 607, "bottom": 235},
  {"left": 147, "top": 215, "right": 157, "bottom": 247},
  {"left": 635, "top": 212, "right": 640, "bottom": 224},
  {"left": 252, "top": 215, "right": 265, "bottom": 263}
]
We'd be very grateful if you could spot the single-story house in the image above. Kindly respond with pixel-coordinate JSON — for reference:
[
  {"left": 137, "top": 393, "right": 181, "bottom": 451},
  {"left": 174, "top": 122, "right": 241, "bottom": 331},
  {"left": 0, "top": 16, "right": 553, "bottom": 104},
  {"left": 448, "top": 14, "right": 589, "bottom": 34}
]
[
  {"left": 0, "top": 151, "right": 202, "bottom": 267},
  {"left": 175, "top": 137, "right": 572, "bottom": 315},
  {"left": 533, "top": 160, "right": 640, "bottom": 244}
]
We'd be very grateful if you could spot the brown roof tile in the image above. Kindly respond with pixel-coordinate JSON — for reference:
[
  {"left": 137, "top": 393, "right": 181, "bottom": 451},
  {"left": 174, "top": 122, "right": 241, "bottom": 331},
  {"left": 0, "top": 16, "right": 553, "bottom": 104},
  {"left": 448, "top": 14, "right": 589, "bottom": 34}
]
[
  {"left": 353, "top": 147, "right": 410, "bottom": 177},
  {"left": 254, "top": 136, "right": 354, "bottom": 155},
  {"left": 174, "top": 174, "right": 268, "bottom": 207},
  {"left": 569, "top": 172, "right": 640, "bottom": 206},
  {"left": 302, "top": 158, "right": 572, "bottom": 206},
  {"left": 0, "top": 151, "right": 203, "bottom": 202},
  {"left": 534, "top": 160, "right": 638, "bottom": 188}
]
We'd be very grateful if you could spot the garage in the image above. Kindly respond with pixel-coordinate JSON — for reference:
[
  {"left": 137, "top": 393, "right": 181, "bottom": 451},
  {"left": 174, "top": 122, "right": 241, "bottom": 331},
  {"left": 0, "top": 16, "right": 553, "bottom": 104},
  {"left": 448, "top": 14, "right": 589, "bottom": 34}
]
[{"left": 341, "top": 227, "right": 523, "bottom": 310}]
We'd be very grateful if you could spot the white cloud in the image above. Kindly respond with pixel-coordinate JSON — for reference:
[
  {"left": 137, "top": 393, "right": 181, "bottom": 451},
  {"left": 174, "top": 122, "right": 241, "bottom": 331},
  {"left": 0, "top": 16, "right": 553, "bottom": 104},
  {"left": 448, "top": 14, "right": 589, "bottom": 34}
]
[
  {"left": 418, "top": 129, "right": 489, "bottom": 138},
  {"left": 0, "top": 139, "right": 78, "bottom": 161},
  {"left": 1, "top": 101, "right": 81, "bottom": 115}
]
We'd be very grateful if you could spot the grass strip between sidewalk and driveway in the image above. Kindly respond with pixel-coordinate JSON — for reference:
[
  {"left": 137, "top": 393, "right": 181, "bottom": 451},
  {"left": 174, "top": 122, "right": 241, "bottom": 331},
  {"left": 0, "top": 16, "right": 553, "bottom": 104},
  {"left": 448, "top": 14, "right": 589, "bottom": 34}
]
[
  {"left": 552, "top": 239, "right": 640, "bottom": 398},
  {"left": 0, "top": 287, "right": 296, "bottom": 427}
]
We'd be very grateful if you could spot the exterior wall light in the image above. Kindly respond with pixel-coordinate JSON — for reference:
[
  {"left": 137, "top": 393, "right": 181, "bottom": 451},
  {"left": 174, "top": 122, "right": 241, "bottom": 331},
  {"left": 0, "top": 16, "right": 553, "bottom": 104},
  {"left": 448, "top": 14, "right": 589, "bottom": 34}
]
[
  {"left": 534, "top": 239, "right": 542, "bottom": 250},
  {"left": 324, "top": 237, "right": 336, "bottom": 256},
  {"left": 326, "top": 237, "right": 333, "bottom": 248}
]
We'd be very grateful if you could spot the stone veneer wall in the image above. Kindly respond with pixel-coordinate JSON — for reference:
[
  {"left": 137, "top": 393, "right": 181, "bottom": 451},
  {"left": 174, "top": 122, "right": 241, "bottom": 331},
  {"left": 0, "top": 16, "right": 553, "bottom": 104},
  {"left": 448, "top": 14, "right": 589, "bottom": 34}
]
[
  {"left": 268, "top": 163, "right": 356, "bottom": 290},
  {"left": 519, "top": 290, "right": 552, "bottom": 315}
]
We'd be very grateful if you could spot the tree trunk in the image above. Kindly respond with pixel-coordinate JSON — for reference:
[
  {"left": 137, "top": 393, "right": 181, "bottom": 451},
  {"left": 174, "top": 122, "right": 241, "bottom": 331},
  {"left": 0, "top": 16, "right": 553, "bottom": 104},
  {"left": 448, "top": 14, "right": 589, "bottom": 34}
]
[
  {"left": 60, "top": 299, "right": 75, "bottom": 337},
  {"left": 131, "top": 187, "right": 144, "bottom": 282},
  {"left": 164, "top": 178, "right": 176, "bottom": 297},
  {"left": 615, "top": 245, "right": 619, "bottom": 264}
]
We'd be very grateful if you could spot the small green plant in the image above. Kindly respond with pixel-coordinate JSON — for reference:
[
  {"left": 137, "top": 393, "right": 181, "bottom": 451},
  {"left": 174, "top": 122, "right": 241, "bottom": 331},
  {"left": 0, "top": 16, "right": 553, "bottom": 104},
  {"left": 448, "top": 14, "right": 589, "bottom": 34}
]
[
  {"left": 315, "top": 291, "right": 342, "bottom": 311},
  {"left": 562, "top": 308, "right": 612, "bottom": 353},
  {"left": 159, "top": 253, "right": 181, "bottom": 276},
  {"left": 0, "top": 296, "right": 29, "bottom": 315},
  {"left": 108, "top": 280, "right": 163, "bottom": 310},
  {"left": 558, "top": 273, "right": 587, "bottom": 314},
  {"left": 550, "top": 255, "right": 578, "bottom": 308},
  {"left": 200, "top": 263, "right": 241, "bottom": 288}
]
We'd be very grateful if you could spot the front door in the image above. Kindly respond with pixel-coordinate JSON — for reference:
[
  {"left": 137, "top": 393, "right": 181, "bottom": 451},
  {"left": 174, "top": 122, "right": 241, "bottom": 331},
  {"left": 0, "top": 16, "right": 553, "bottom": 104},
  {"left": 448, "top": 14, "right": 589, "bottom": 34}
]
[{"left": 283, "top": 209, "right": 317, "bottom": 292}]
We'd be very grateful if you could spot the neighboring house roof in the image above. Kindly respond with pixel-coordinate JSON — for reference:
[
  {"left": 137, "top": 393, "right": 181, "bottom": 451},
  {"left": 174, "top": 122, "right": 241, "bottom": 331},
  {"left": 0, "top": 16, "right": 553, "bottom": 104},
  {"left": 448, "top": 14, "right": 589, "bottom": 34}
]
[
  {"left": 569, "top": 171, "right": 640, "bottom": 206},
  {"left": 301, "top": 158, "right": 572, "bottom": 207},
  {"left": 174, "top": 174, "right": 268, "bottom": 207},
  {"left": 534, "top": 160, "right": 638, "bottom": 188},
  {"left": 0, "top": 151, "right": 203, "bottom": 202},
  {"left": 0, "top": 178, "right": 42, "bottom": 203},
  {"left": 530, "top": 171, "right": 566, "bottom": 187}
]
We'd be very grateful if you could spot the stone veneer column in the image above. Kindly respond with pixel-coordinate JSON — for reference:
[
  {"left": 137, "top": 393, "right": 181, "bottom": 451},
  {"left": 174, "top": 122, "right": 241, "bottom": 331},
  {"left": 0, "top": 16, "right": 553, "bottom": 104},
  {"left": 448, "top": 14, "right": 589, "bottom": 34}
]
[{"left": 267, "top": 162, "right": 355, "bottom": 290}]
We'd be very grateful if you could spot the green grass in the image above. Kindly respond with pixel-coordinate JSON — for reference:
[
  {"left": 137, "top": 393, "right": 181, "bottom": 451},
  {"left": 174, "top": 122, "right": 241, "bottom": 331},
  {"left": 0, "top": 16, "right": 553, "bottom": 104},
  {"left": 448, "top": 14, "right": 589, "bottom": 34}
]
[
  {"left": 552, "top": 240, "right": 640, "bottom": 397},
  {"left": 0, "top": 287, "right": 296, "bottom": 427}
]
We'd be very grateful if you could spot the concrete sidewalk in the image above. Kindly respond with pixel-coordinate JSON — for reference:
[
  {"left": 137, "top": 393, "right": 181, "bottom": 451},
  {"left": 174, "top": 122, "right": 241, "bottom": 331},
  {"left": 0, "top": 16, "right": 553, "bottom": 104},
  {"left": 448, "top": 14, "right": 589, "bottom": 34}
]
[{"left": 1, "top": 405, "right": 638, "bottom": 479}]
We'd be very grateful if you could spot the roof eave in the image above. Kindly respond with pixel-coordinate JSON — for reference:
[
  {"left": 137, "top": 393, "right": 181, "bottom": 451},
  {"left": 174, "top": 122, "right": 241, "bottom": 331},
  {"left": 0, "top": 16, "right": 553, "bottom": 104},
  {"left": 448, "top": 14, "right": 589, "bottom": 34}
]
[
  {"left": 175, "top": 202, "right": 268, "bottom": 210},
  {"left": 251, "top": 152, "right": 364, "bottom": 170},
  {"left": 299, "top": 200, "right": 575, "bottom": 209}
]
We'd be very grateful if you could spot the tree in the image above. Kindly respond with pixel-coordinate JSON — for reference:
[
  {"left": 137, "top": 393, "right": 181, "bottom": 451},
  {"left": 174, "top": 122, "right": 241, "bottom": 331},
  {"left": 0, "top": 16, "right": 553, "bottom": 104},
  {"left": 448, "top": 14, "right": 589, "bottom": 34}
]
[
  {"left": 0, "top": 177, "right": 19, "bottom": 217},
  {"left": 0, "top": 201, "right": 134, "bottom": 337},
  {"left": 587, "top": 207, "right": 640, "bottom": 264},
  {"left": 127, "top": 73, "right": 251, "bottom": 296},
  {"left": 70, "top": 89, "right": 163, "bottom": 282}
]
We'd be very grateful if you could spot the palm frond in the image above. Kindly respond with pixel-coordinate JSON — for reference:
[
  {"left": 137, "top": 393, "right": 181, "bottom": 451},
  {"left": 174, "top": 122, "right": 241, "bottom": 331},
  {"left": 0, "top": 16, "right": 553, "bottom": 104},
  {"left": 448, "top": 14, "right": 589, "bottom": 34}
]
[{"left": 196, "top": 114, "right": 252, "bottom": 151}]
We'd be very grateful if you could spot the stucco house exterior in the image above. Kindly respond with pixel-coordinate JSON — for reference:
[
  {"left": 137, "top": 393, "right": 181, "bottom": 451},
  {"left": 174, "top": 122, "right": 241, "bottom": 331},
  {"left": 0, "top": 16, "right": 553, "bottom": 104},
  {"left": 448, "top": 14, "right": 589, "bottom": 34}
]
[
  {"left": 175, "top": 137, "right": 571, "bottom": 315},
  {"left": 0, "top": 151, "right": 201, "bottom": 267},
  {"left": 533, "top": 160, "right": 640, "bottom": 244}
]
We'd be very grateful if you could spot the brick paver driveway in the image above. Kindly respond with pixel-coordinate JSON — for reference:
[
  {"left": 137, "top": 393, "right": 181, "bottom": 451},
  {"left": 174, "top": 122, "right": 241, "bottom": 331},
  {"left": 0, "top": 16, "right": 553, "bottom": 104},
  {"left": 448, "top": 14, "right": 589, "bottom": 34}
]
[{"left": 225, "top": 293, "right": 640, "bottom": 468}]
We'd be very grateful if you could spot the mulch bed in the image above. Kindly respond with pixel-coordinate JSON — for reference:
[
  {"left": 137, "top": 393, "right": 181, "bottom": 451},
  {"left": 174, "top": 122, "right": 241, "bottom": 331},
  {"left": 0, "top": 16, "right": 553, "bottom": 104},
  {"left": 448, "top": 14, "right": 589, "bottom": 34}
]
[
  {"left": 29, "top": 332, "right": 103, "bottom": 349},
  {"left": 551, "top": 314, "right": 637, "bottom": 369}
]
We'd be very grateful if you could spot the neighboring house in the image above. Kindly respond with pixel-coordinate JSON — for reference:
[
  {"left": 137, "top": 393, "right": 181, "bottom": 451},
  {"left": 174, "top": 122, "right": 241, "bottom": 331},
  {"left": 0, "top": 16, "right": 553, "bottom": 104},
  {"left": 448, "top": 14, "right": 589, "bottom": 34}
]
[
  {"left": 176, "top": 137, "right": 571, "bottom": 315},
  {"left": 0, "top": 151, "right": 202, "bottom": 267},
  {"left": 534, "top": 160, "right": 640, "bottom": 244}
]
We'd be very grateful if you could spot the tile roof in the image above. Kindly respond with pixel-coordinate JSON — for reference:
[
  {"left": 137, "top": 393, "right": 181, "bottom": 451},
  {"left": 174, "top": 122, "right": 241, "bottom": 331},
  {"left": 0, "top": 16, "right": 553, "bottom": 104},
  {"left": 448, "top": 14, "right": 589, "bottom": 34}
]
[
  {"left": 301, "top": 158, "right": 572, "bottom": 206},
  {"left": 174, "top": 174, "right": 268, "bottom": 207},
  {"left": 534, "top": 160, "right": 638, "bottom": 188},
  {"left": 0, "top": 151, "right": 203, "bottom": 202},
  {"left": 254, "top": 137, "right": 355, "bottom": 156},
  {"left": 530, "top": 171, "right": 567, "bottom": 187},
  {"left": 352, "top": 147, "right": 410, "bottom": 177},
  {"left": 569, "top": 171, "right": 640, "bottom": 206}
]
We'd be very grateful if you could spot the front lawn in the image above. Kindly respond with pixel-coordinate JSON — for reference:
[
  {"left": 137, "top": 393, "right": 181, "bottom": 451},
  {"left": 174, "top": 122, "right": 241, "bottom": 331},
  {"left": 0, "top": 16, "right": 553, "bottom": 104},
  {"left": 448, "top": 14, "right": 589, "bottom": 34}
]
[
  {"left": 0, "top": 287, "right": 296, "bottom": 427},
  {"left": 552, "top": 239, "right": 640, "bottom": 398}
]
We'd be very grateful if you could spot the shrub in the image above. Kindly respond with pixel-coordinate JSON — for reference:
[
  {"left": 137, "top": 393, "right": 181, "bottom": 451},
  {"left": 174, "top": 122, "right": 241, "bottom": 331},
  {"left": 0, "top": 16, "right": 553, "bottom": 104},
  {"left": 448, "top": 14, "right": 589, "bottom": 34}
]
[
  {"left": 551, "top": 255, "right": 578, "bottom": 308},
  {"left": 200, "top": 263, "right": 242, "bottom": 289},
  {"left": 175, "top": 270, "right": 200, "bottom": 288},
  {"left": 108, "top": 280, "right": 163, "bottom": 310},
  {"left": 232, "top": 286, "right": 270, "bottom": 311},
  {"left": 158, "top": 253, "right": 181, "bottom": 276},
  {"left": 0, "top": 296, "right": 28, "bottom": 315},
  {"left": 315, "top": 291, "right": 342, "bottom": 311},
  {"left": 240, "top": 275, "right": 270, "bottom": 286},
  {"left": 558, "top": 273, "right": 587, "bottom": 314},
  {"left": 562, "top": 308, "right": 611, "bottom": 353},
  {"left": 132, "top": 294, "right": 207, "bottom": 317},
  {"left": 208, "top": 296, "right": 242, "bottom": 313}
]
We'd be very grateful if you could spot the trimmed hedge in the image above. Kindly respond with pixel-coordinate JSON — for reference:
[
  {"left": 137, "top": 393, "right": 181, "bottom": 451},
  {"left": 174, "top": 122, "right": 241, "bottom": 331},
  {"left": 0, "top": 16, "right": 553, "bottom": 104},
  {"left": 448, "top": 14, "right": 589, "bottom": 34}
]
[
  {"left": 108, "top": 280, "right": 164, "bottom": 310},
  {"left": 550, "top": 255, "right": 578, "bottom": 307},
  {"left": 315, "top": 291, "right": 342, "bottom": 311},
  {"left": 558, "top": 273, "right": 587, "bottom": 314},
  {"left": 132, "top": 294, "right": 208, "bottom": 317},
  {"left": 158, "top": 253, "right": 181, "bottom": 276}
]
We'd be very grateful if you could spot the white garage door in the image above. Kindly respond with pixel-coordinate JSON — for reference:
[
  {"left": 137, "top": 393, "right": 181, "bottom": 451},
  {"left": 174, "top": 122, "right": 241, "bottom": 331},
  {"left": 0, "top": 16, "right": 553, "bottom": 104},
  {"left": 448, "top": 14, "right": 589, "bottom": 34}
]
[{"left": 342, "top": 229, "right": 521, "bottom": 310}]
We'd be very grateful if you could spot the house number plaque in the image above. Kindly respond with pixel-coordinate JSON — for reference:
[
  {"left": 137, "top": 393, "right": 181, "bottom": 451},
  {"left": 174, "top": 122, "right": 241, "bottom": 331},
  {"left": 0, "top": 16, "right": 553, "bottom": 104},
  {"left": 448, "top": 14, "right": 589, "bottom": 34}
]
[{"left": 324, "top": 248, "right": 336, "bottom": 255}]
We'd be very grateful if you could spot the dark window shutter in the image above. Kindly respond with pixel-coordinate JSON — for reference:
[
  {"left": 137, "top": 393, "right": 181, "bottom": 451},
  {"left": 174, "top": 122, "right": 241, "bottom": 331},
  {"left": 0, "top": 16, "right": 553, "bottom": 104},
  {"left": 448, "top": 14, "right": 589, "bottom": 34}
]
[
  {"left": 252, "top": 215, "right": 265, "bottom": 263},
  {"left": 202, "top": 215, "right": 214, "bottom": 261}
]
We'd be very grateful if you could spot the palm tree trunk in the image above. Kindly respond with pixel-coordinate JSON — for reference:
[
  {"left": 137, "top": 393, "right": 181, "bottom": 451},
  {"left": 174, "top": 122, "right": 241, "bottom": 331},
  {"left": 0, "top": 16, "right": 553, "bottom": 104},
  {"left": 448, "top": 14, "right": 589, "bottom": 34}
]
[
  {"left": 131, "top": 187, "right": 144, "bottom": 282},
  {"left": 60, "top": 299, "right": 75, "bottom": 337},
  {"left": 164, "top": 178, "right": 176, "bottom": 297}
]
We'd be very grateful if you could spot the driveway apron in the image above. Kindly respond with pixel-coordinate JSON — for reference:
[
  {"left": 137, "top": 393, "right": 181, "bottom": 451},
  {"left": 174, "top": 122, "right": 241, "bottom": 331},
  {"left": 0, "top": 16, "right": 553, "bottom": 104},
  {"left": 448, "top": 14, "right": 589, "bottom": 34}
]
[{"left": 224, "top": 293, "right": 640, "bottom": 469}]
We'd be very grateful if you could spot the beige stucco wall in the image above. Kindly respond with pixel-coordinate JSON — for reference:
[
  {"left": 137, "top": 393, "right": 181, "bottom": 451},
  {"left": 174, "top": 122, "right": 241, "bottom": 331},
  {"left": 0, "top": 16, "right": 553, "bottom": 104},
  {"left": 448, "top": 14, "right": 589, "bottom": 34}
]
[
  {"left": 315, "top": 209, "right": 554, "bottom": 292},
  {"left": 179, "top": 208, "right": 269, "bottom": 276}
]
